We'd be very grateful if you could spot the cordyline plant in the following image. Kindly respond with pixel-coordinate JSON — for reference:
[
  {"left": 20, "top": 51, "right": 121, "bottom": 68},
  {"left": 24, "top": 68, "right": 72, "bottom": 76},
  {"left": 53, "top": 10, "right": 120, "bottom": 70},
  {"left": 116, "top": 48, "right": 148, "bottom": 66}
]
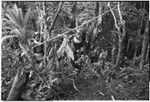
[
  {"left": 2, "top": 2, "right": 71, "bottom": 100},
  {"left": 2, "top": 3, "right": 54, "bottom": 100},
  {"left": 2, "top": 4, "right": 33, "bottom": 100},
  {"left": 2, "top": 4, "right": 31, "bottom": 57}
]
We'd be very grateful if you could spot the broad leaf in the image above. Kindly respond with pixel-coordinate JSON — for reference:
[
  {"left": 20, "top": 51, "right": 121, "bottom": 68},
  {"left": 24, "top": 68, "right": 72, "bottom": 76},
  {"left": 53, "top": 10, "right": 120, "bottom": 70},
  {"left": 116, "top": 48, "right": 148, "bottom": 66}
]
[
  {"left": 43, "top": 29, "right": 50, "bottom": 41},
  {"left": 18, "top": 8, "right": 24, "bottom": 28},
  {"left": 19, "top": 42, "right": 29, "bottom": 57},
  {"left": 57, "top": 37, "right": 67, "bottom": 59},
  {"left": 65, "top": 44, "right": 74, "bottom": 61},
  {"left": 48, "top": 47, "right": 54, "bottom": 60},
  {"left": 24, "top": 8, "right": 31, "bottom": 26},
  {"left": 46, "top": 58, "right": 54, "bottom": 71},
  {"left": 98, "top": 16, "right": 102, "bottom": 25},
  {"left": 53, "top": 46, "right": 59, "bottom": 68}
]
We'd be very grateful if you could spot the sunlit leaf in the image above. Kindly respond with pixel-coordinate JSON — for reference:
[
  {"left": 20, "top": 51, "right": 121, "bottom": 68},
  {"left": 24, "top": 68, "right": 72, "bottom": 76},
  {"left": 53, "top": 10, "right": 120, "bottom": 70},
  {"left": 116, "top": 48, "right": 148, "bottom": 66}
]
[
  {"left": 11, "top": 28, "right": 21, "bottom": 35},
  {"left": 98, "top": 16, "right": 102, "bottom": 25},
  {"left": 93, "top": 28, "right": 97, "bottom": 37},
  {"left": 99, "top": 50, "right": 108, "bottom": 59},
  {"left": 46, "top": 58, "right": 54, "bottom": 71},
  {"left": 18, "top": 8, "right": 24, "bottom": 28},
  {"left": 6, "top": 10, "right": 19, "bottom": 28},
  {"left": 48, "top": 47, "right": 54, "bottom": 59},
  {"left": 19, "top": 42, "right": 29, "bottom": 58},
  {"left": 65, "top": 44, "right": 74, "bottom": 61},
  {"left": 24, "top": 8, "right": 31, "bottom": 25},
  {"left": 13, "top": 4, "right": 18, "bottom": 15},
  {"left": 43, "top": 29, "right": 50, "bottom": 41},
  {"left": 57, "top": 37, "right": 67, "bottom": 59},
  {"left": 53, "top": 47, "right": 59, "bottom": 68},
  {"left": 50, "top": 78, "right": 60, "bottom": 85}
]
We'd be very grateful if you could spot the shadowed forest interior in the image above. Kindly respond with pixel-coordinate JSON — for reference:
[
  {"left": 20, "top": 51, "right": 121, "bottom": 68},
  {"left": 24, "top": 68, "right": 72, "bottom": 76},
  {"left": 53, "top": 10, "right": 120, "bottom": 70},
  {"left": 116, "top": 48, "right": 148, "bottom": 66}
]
[{"left": 1, "top": 1, "right": 149, "bottom": 100}]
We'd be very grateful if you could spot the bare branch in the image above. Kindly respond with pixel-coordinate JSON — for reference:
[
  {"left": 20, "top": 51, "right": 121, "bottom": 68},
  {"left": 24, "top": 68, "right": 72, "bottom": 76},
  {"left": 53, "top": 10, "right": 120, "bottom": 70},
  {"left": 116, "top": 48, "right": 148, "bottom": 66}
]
[
  {"left": 37, "top": 5, "right": 117, "bottom": 45},
  {"left": 108, "top": 2, "right": 119, "bottom": 31},
  {"left": 50, "top": 5, "right": 117, "bottom": 39},
  {"left": 117, "top": 2, "right": 123, "bottom": 24},
  {"left": 1, "top": 35, "right": 17, "bottom": 44}
]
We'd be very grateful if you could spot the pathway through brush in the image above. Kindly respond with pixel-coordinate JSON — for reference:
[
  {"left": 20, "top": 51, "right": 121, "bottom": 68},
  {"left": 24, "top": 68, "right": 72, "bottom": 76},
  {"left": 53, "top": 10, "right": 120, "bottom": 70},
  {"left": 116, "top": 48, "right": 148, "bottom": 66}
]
[{"left": 55, "top": 74, "right": 112, "bottom": 100}]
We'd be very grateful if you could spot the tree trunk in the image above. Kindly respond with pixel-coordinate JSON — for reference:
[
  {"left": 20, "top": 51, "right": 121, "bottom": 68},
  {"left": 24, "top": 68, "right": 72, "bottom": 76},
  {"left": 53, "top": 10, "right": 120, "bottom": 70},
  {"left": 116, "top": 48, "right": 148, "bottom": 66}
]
[
  {"left": 140, "top": 21, "right": 149, "bottom": 69},
  {"left": 7, "top": 67, "right": 30, "bottom": 101},
  {"left": 134, "top": 12, "right": 144, "bottom": 58},
  {"left": 134, "top": 44, "right": 137, "bottom": 58},
  {"left": 94, "top": 2, "right": 99, "bottom": 27},
  {"left": 111, "top": 45, "right": 116, "bottom": 64},
  {"left": 115, "top": 36, "right": 123, "bottom": 68},
  {"left": 70, "top": 2, "right": 77, "bottom": 28},
  {"left": 115, "top": 21, "right": 126, "bottom": 69},
  {"left": 145, "top": 43, "right": 149, "bottom": 64},
  {"left": 114, "top": 2, "right": 126, "bottom": 69}
]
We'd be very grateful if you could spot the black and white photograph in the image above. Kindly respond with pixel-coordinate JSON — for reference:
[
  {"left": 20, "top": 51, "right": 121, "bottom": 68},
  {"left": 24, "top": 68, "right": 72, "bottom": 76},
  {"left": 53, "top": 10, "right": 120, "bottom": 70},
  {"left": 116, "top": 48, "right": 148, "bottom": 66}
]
[{"left": 1, "top": 0, "right": 149, "bottom": 100}]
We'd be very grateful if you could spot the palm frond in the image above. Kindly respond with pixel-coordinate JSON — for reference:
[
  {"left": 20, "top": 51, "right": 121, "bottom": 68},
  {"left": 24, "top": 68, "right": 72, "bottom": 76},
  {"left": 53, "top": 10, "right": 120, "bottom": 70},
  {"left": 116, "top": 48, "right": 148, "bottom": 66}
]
[
  {"left": 4, "top": 4, "right": 32, "bottom": 43},
  {"left": 6, "top": 9, "right": 20, "bottom": 28},
  {"left": 5, "top": 4, "right": 30, "bottom": 30},
  {"left": 24, "top": 8, "right": 31, "bottom": 26},
  {"left": 18, "top": 8, "right": 24, "bottom": 28},
  {"left": 13, "top": 4, "right": 19, "bottom": 16}
]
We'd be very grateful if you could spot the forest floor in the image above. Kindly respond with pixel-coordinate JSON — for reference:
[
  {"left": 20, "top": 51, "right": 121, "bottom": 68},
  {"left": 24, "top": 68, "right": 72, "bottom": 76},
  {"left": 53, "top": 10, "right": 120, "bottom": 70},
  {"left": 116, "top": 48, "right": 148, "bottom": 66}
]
[
  {"left": 49, "top": 64, "right": 149, "bottom": 100},
  {"left": 56, "top": 74, "right": 111, "bottom": 100},
  {"left": 2, "top": 64, "right": 149, "bottom": 100}
]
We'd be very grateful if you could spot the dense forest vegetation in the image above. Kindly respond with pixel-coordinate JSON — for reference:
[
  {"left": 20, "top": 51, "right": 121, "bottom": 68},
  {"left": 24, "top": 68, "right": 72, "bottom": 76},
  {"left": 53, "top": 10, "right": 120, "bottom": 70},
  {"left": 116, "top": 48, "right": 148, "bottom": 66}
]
[{"left": 1, "top": 1, "right": 149, "bottom": 100}]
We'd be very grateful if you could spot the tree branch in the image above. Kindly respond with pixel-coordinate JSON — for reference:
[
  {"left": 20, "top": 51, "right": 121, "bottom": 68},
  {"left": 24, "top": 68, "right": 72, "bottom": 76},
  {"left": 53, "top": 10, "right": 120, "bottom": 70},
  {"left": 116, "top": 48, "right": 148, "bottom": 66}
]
[
  {"left": 37, "top": 5, "right": 117, "bottom": 45},
  {"left": 108, "top": 2, "right": 119, "bottom": 31},
  {"left": 48, "top": 5, "right": 117, "bottom": 41},
  {"left": 117, "top": 2, "right": 123, "bottom": 25}
]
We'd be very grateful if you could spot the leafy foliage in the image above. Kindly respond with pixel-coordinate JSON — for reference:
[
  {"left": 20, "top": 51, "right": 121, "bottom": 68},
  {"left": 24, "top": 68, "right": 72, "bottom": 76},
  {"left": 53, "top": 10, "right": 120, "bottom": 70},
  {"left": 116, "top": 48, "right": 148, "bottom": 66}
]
[{"left": 1, "top": 1, "right": 149, "bottom": 100}]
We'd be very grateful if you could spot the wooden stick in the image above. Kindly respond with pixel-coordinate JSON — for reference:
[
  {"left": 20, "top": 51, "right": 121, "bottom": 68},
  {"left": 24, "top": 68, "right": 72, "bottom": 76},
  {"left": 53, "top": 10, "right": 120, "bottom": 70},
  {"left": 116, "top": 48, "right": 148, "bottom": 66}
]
[{"left": 108, "top": 2, "right": 119, "bottom": 31}]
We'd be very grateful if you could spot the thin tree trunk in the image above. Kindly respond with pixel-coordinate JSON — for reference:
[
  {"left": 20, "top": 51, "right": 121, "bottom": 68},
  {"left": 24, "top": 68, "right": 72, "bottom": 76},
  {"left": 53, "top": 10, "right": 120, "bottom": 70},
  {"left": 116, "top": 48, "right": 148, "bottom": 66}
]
[
  {"left": 111, "top": 45, "right": 116, "bottom": 64},
  {"left": 108, "top": 2, "right": 119, "bottom": 65},
  {"left": 134, "top": 44, "right": 137, "bottom": 58},
  {"left": 7, "top": 67, "right": 29, "bottom": 100},
  {"left": 94, "top": 2, "right": 99, "bottom": 28},
  {"left": 7, "top": 68, "right": 22, "bottom": 100},
  {"left": 134, "top": 12, "right": 144, "bottom": 58},
  {"left": 92, "top": 2, "right": 100, "bottom": 52},
  {"left": 145, "top": 43, "right": 149, "bottom": 64},
  {"left": 114, "top": 2, "right": 126, "bottom": 69},
  {"left": 140, "top": 21, "right": 149, "bottom": 69},
  {"left": 115, "top": 34, "right": 124, "bottom": 68}
]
